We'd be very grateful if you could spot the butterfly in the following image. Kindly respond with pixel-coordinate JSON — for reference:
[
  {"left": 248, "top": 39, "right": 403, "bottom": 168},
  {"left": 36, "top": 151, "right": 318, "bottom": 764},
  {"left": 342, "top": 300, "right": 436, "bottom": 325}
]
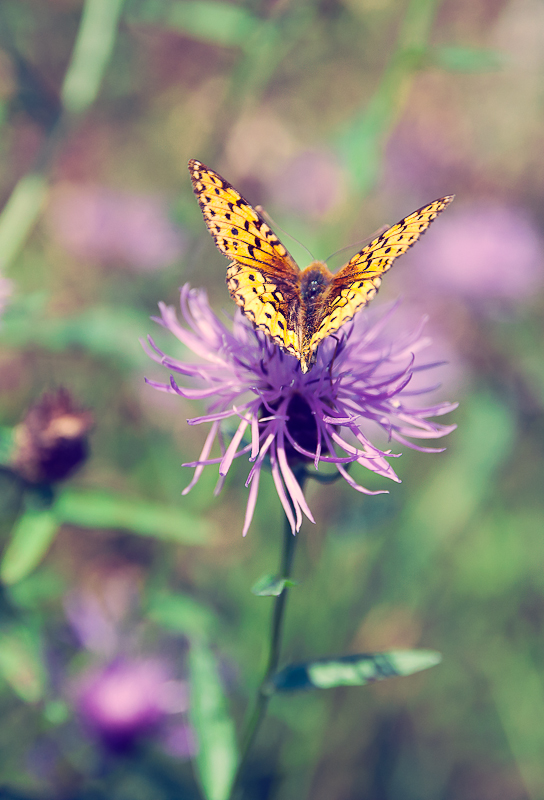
[{"left": 188, "top": 159, "right": 453, "bottom": 373}]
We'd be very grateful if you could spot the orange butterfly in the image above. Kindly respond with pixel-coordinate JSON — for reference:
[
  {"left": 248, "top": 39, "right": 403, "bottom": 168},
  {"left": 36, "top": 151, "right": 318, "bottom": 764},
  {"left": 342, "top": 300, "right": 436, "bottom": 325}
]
[{"left": 189, "top": 159, "right": 453, "bottom": 373}]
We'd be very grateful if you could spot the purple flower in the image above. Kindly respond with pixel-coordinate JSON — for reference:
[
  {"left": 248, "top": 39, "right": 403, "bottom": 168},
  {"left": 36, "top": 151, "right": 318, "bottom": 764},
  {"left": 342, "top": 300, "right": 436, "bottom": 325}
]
[
  {"left": 73, "top": 658, "right": 188, "bottom": 752},
  {"left": 406, "top": 204, "right": 544, "bottom": 303},
  {"left": 144, "top": 285, "right": 457, "bottom": 535},
  {"left": 270, "top": 149, "right": 346, "bottom": 218},
  {"left": 46, "top": 183, "right": 186, "bottom": 271}
]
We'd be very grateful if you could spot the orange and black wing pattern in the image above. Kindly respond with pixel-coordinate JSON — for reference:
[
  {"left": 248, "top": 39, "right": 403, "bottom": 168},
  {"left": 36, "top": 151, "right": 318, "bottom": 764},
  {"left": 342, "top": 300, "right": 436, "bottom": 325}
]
[
  {"left": 188, "top": 159, "right": 302, "bottom": 356},
  {"left": 308, "top": 196, "right": 454, "bottom": 353},
  {"left": 189, "top": 159, "right": 453, "bottom": 371}
]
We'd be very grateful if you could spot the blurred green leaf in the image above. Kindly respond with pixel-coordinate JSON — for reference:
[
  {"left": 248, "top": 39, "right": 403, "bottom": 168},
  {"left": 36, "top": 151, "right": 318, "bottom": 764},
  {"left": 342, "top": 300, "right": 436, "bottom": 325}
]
[
  {"left": 483, "top": 636, "right": 544, "bottom": 799},
  {"left": 337, "top": 0, "right": 442, "bottom": 194},
  {"left": 1, "top": 508, "right": 59, "bottom": 585},
  {"left": 0, "top": 0, "right": 124, "bottom": 268},
  {"left": 6, "top": 567, "right": 67, "bottom": 610},
  {"left": 389, "top": 392, "right": 516, "bottom": 603},
  {"left": 43, "top": 699, "right": 70, "bottom": 726},
  {"left": 0, "top": 626, "right": 45, "bottom": 702},
  {"left": 434, "top": 46, "right": 504, "bottom": 72},
  {"left": 54, "top": 488, "right": 211, "bottom": 543},
  {"left": 1, "top": 305, "right": 150, "bottom": 370},
  {"left": 61, "top": 0, "right": 126, "bottom": 115},
  {"left": 147, "top": 591, "right": 218, "bottom": 637},
  {"left": 0, "top": 173, "right": 48, "bottom": 269},
  {"left": 0, "top": 426, "right": 16, "bottom": 466},
  {"left": 251, "top": 574, "right": 297, "bottom": 596},
  {"left": 129, "top": 0, "right": 258, "bottom": 47},
  {"left": 189, "top": 639, "right": 238, "bottom": 800},
  {"left": 406, "top": 393, "right": 514, "bottom": 535},
  {"left": 272, "top": 650, "right": 441, "bottom": 692}
]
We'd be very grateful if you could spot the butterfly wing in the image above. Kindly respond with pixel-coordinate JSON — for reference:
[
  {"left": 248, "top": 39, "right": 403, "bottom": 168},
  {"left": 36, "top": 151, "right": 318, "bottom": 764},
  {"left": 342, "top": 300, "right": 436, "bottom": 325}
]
[
  {"left": 188, "top": 159, "right": 302, "bottom": 355},
  {"left": 308, "top": 195, "right": 454, "bottom": 352}
]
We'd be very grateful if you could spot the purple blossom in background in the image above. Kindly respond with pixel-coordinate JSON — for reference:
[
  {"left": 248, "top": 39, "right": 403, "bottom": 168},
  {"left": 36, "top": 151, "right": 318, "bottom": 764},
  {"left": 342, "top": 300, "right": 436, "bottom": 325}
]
[
  {"left": 64, "top": 588, "right": 121, "bottom": 656},
  {"left": 0, "top": 273, "right": 12, "bottom": 320},
  {"left": 271, "top": 149, "right": 346, "bottom": 217},
  {"left": 409, "top": 204, "right": 544, "bottom": 302},
  {"left": 47, "top": 183, "right": 186, "bottom": 271},
  {"left": 144, "top": 285, "right": 457, "bottom": 535},
  {"left": 73, "top": 658, "right": 188, "bottom": 753},
  {"left": 160, "top": 721, "right": 197, "bottom": 759}
]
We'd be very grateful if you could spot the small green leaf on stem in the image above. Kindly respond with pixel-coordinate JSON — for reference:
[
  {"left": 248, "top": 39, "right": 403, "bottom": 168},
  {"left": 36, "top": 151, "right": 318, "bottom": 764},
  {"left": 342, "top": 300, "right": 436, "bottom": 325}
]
[
  {"left": 251, "top": 574, "right": 298, "bottom": 596},
  {"left": 272, "top": 650, "right": 442, "bottom": 692}
]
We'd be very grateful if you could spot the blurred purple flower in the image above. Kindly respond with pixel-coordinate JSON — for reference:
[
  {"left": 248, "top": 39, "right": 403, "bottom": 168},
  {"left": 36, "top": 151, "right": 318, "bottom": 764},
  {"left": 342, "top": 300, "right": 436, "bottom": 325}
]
[
  {"left": 47, "top": 183, "right": 186, "bottom": 271},
  {"left": 161, "top": 721, "right": 197, "bottom": 759},
  {"left": 144, "top": 285, "right": 457, "bottom": 535},
  {"left": 64, "top": 565, "right": 143, "bottom": 655},
  {"left": 271, "top": 149, "right": 346, "bottom": 217},
  {"left": 409, "top": 204, "right": 544, "bottom": 301},
  {"left": 0, "top": 273, "right": 12, "bottom": 320},
  {"left": 74, "top": 658, "right": 188, "bottom": 753},
  {"left": 64, "top": 589, "right": 119, "bottom": 656}
]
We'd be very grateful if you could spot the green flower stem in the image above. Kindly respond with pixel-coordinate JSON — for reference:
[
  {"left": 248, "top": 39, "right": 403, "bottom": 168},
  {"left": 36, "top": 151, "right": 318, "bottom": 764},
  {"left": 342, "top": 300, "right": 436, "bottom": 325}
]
[
  {"left": 61, "top": 0, "right": 125, "bottom": 116},
  {"left": 229, "top": 504, "right": 301, "bottom": 799},
  {"left": 337, "top": 0, "right": 443, "bottom": 196},
  {"left": 0, "top": 0, "right": 125, "bottom": 270}
]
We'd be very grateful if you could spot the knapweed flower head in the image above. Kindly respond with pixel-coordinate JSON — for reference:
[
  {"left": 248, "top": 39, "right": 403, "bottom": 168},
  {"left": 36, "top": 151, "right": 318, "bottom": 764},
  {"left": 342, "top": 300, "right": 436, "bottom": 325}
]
[
  {"left": 144, "top": 285, "right": 456, "bottom": 535},
  {"left": 73, "top": 658, "right": 188, "bottom": 753},
  {"left": 12, "top": 388, "right": 94, "bottom": 485}
]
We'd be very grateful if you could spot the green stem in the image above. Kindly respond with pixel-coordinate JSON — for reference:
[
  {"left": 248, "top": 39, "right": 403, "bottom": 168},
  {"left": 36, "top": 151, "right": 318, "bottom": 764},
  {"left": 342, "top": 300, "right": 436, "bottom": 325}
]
[
  {"left": 229, "top": 507, "right": 300, "bottom": 799},
  {"left": 337, "top": 0, "right": 443, "bottom": 196},
  {"left": 0, "top": 0, "right": 125, "bottom": 270}
]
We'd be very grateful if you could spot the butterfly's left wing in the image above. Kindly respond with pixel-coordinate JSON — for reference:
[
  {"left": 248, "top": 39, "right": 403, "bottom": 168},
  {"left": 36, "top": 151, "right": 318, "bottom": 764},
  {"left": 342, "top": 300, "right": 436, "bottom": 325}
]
[
  {"left": 309, "top": 195, "right": 454, "bottom": 352},
  {"left": 189, "top": 159, "right": 302, "bottom": 356}
]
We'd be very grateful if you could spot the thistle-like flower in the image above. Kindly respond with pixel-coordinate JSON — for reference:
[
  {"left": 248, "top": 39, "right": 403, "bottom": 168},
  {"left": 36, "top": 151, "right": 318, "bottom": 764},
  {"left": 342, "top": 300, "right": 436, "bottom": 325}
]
[{"left": 144, "top": 285, "right": 456, "bottom": 535}]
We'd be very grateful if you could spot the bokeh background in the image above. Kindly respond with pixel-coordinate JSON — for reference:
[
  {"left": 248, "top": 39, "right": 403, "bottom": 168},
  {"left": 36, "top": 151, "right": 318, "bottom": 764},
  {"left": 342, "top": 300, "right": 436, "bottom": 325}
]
[{"left": 0, "top": 0, "right": 544, "bottom": 798}]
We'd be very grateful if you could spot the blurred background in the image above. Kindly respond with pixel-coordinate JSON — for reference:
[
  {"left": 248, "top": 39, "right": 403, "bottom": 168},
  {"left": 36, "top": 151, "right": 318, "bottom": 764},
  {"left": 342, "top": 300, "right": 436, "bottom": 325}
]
[{"left": 0, "top": 0, "right": 543, "bottom": 798}]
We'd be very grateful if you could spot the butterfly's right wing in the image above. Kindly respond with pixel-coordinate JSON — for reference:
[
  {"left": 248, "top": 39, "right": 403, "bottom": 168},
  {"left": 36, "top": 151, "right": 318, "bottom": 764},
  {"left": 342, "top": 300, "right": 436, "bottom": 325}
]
[
  {"left": 189, "top": 159, "right": 302, "bottom": 356},
  {"left": 308, "top": 195, "right": 454, "bottom": 352}
]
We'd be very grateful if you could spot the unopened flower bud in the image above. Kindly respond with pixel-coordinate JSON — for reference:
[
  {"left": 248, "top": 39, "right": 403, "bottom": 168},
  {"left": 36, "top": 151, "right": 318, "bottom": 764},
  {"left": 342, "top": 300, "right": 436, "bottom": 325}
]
[{"left": 12, "top": 389, "right": 93, "bottom": 484}]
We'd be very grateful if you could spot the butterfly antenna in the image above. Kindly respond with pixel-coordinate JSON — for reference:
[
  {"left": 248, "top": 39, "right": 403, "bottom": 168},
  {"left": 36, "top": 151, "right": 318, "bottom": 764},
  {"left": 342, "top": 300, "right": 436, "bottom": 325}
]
[
  {"left": 255, "top": 204, "right": 315, "bottom": 261},
  {"left": 324, "top": 224, "right": 389, "bottom": 265}
]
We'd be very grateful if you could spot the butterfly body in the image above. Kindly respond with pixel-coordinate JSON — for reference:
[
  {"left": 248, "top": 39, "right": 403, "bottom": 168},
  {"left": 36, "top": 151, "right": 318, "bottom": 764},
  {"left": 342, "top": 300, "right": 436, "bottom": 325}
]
[{"left": 189, "top": 159, "right": 453, "bottom": 373}]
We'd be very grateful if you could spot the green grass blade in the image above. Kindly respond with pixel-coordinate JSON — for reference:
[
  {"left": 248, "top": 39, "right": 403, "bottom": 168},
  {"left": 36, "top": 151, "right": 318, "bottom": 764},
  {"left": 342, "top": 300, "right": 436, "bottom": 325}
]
[
  {"left": 189, "top": 639, "right": 238, "bottom": 800},
  {"left": 1, "top": 508, "right": 59, "bottom": 585}
]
